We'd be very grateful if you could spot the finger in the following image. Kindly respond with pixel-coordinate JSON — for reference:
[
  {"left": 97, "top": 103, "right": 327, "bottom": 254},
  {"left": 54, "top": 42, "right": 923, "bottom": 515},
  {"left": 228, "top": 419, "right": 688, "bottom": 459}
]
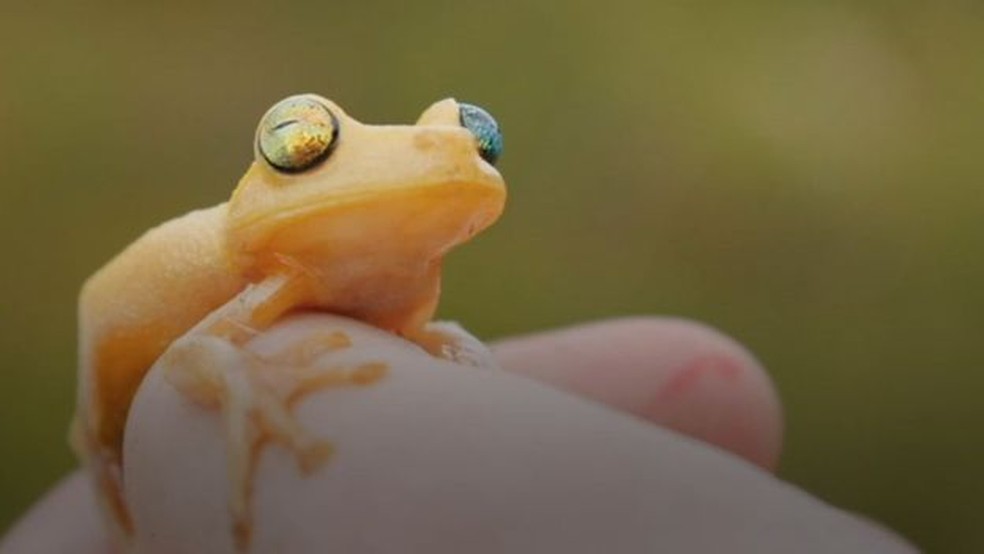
[
  {"left": 123, "top": 313, "right": 914, "bottom": 553},
  {"left": 0, "top": 471, "right": 110, "bottom": 554},
  {"left": 492, "top": 317, "right": 783, "bottom": 471}
]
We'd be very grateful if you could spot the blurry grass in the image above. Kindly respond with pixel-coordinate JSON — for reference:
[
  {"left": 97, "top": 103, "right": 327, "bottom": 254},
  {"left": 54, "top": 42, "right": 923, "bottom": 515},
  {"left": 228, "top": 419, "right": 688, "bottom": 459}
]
[{"left": 2, "top": 1, "right": 984, "bottom": 550}]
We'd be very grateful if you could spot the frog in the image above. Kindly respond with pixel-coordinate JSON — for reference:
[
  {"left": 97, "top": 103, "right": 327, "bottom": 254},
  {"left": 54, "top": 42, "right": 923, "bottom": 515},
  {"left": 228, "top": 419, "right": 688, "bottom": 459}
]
[{"left": 71, "top": 94, "right": 506, "bottom": 547}]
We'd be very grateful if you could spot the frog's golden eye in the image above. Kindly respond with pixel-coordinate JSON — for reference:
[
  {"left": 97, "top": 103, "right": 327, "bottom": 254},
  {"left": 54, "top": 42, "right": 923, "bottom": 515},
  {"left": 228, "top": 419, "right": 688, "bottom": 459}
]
[
  {"left": 459, "top": 103, "right": 503, "bottom": 165},
  {"left": 257, "top": 95, "right": 339, "bottom": 173}
]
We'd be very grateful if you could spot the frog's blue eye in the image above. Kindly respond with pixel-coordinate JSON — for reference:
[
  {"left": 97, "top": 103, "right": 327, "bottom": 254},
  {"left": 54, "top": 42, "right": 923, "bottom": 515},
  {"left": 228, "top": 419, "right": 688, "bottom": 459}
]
[
  {"left": 258, "top": 95, "right": 339, "bottom": 173},
  {"left": 459, "top": 103, "right": 503, "bottom": 165}
]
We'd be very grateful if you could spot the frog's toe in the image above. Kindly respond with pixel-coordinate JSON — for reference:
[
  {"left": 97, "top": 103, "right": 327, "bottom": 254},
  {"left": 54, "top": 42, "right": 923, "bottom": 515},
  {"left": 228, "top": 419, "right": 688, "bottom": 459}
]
[
  {"left": 409, "top": 321, "right": 500, "bottom": 370},
  {"left": 161, "top": 335, "right": 245, "bottom": 408},
  {"left": 297, "top": 441, "right": 334, "bottom": 474}
]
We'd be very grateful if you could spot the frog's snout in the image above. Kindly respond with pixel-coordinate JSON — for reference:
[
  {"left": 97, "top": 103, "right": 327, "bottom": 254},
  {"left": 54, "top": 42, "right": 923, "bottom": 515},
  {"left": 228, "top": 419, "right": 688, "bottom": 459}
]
[
  {"left": 411, "top": 126, "right": 469, "bottom": 153},
  {"left": 417, "top": 98, "right": 461, "bottom": 126}
]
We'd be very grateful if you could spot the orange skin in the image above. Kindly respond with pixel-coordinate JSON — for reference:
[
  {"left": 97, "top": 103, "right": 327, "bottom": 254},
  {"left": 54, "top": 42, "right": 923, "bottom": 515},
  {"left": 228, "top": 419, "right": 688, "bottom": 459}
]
[{"left": 72, "top": 95, "right": 506, "bottom": 545}]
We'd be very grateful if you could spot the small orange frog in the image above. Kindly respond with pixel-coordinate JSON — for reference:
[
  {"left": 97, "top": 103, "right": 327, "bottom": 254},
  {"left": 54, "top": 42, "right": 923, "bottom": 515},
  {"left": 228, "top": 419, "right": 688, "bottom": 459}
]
[{"left": 72, "top": 94, "right": 506, "bottom": 545}]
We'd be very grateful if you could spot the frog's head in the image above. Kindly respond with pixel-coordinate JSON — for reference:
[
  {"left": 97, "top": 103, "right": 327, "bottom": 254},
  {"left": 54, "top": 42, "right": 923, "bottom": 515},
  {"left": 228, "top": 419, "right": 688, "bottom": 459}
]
[{"left": 227, "top": 94, "right": 506, "bottom": 275}]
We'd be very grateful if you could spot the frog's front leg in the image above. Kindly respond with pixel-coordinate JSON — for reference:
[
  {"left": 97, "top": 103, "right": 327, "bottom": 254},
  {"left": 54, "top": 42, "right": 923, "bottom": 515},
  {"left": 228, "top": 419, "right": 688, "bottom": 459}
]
[{"left": 406, "top": 320, "right": 500, "bottom": 370}]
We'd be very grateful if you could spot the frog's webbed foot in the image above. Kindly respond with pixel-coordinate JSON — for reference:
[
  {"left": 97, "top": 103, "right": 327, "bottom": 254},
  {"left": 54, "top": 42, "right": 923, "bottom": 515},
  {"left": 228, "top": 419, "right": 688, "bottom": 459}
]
[{"left": 407, "top": 321, "right": 500, "bottom": 370}]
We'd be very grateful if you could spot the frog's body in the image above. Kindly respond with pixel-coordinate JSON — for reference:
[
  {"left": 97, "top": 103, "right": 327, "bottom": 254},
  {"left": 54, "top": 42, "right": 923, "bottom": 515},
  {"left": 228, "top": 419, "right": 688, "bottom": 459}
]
[
  {"left": 73, "top": 95, "right": 506, "bottom": 546},
  {"left": 79, "top": 206, "right": 240, "bottom": 452}
]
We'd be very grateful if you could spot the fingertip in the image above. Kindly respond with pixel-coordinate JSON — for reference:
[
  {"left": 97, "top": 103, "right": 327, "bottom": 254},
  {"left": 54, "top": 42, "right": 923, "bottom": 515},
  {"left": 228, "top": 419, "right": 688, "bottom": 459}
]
[
  {"left": 0, "top": 471, "right": 109, "bottom": 554},
  {"left": 625, "top": 317, "right": 784, "bottom": 471},
  {"left": 493, "top": 317, "right": 784, "bottom": 471}
]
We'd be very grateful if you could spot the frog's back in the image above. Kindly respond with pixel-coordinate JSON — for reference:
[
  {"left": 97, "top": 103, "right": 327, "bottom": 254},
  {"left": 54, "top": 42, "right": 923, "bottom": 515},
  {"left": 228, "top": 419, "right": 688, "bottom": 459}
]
[{"left": 77, "top": 203, "right": 247, "bottom": 456}]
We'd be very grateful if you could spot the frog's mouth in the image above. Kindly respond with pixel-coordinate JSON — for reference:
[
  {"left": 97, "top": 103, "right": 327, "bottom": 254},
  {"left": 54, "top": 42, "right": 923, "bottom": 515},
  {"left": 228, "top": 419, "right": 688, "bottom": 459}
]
[{"left": 227, "top": 175, "right": 506, "bottom": 276}]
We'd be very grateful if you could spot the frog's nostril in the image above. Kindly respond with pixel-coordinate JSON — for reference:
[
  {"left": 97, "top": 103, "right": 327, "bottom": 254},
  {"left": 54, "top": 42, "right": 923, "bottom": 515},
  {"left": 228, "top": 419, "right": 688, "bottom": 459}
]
[
  {"left": 459, "top": 103, "right": 503, "bottom": 165},
  {"left": 412, "top": 129, "right": 446, "bottom": 153},
  {"left": 258, "top": 96, "right": 339, "bottom": 173}
]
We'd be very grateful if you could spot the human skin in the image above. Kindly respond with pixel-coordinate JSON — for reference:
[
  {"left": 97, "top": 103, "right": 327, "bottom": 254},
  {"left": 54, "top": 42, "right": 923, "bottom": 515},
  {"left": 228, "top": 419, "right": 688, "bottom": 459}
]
[{"left": 1, "top": 316, "right": 917, "bottom": 553}]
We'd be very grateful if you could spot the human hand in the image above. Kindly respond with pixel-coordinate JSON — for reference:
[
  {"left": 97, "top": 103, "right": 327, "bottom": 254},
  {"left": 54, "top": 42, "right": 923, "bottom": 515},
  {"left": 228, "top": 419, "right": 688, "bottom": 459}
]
[{"left": 1, "top": 315, "right": 917, "bottom": 553}]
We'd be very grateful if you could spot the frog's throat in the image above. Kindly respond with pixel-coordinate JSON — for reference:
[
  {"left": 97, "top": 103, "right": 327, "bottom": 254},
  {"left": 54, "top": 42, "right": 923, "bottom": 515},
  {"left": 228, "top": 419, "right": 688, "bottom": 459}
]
[{"left": 227, "top": 180, "right": 506, "bottom": 273}]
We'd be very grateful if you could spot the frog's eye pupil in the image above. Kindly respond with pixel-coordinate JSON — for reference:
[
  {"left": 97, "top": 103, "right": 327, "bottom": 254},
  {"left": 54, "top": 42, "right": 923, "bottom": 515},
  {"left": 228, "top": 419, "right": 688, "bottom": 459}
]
[
  {"left": 258, "top": 96, "right": 339, "bottom": 173},
  {"left": 459, "top": 103, "right": 503, "bottom": 165}
]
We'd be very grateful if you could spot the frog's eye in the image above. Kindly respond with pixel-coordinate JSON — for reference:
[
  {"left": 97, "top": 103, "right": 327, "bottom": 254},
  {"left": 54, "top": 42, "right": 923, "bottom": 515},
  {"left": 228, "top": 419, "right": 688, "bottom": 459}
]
[
  {"left": 258, "top": 96, "right": 339, "bottom": 173},
  {"left": 459, "top": 103, "right": 503, "bottom": 165}
]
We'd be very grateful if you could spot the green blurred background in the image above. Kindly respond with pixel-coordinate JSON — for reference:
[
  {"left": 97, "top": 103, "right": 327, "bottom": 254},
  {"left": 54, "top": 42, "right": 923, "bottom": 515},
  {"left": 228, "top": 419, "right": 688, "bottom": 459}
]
[{"left": 1, "top": 1, "right": 981, "bottom": 550}]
